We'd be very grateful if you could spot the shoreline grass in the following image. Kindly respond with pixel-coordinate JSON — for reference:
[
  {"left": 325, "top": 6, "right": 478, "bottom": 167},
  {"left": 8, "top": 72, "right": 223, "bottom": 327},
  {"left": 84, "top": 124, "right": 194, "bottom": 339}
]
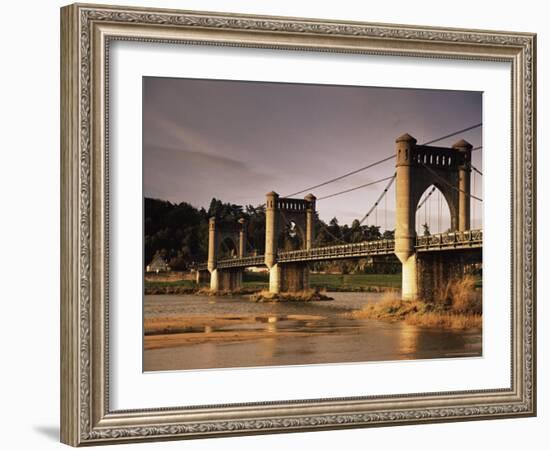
[
  {"left": 349, "top": 276, "right": 482, "bottom": 330},
  {"left": 349, "top": 297, "right": 482, "bottom": 329}
]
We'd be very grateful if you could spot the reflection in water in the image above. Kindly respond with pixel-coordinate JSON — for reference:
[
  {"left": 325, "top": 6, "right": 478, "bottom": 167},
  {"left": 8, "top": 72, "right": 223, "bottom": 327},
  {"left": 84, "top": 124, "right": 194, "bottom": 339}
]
[
  {"left": 260, "top": 337, "right": 277, "bottom": 360},
  {"left": 399, "top": 324, "right": 420, "bottom": 356},
  {"left": 144, "top": 292, "right": 482, "bottom": 372},
  {"left": 202, "top": 342, "right": 216, "bottom": 369},
  {"left": 266, "top": 316, "right": 278, "bottom": 333}
]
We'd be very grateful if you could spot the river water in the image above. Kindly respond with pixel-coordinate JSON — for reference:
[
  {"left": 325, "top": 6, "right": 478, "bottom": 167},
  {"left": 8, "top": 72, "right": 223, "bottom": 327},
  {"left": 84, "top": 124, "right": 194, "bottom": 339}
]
[{"left": 144, "top": 292, "right": 482, "bottom": 372}]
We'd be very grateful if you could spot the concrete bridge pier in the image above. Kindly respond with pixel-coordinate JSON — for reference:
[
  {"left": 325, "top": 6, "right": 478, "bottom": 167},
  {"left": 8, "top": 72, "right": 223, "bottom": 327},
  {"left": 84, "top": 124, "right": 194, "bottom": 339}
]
[
  {"left": 195, "top": 269, "right": 211, "bottom": 285},
  {"left": 401, "top": 255, "right": 419, "bottom": 300},
  {"left": 210, "top": 268, "right": 243, "bottom": 292},
  {"left": 416, "top": 250, "right": 480, "bottom": 302},
  {"left": 401, "top": 250, "right": 480, "bottom": 302},
  {"left": 268, "top": 263, "right": 310, "bottom": 294}
]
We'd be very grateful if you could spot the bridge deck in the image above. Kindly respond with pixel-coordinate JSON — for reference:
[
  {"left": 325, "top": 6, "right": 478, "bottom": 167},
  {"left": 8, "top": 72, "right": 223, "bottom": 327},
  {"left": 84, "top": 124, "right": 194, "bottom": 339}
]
[{"left": 200, "top": 229, "right": 482, "bottom": 270}]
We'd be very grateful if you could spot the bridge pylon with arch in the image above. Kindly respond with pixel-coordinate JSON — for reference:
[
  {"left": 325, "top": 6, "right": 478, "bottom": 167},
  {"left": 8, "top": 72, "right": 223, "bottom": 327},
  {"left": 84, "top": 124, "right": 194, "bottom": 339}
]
[
  {"left": 395, "top": 133, "right": 475, "bottom": 299},
  {"left": 201, "top": 216, "right": 248, "bottom": 291}
]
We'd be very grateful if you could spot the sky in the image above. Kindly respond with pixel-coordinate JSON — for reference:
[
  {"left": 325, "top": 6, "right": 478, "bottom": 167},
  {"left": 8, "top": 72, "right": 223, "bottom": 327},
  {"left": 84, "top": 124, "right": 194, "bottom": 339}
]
[{"left": 143, "top": 77, "right": 483, "bottom": 232}]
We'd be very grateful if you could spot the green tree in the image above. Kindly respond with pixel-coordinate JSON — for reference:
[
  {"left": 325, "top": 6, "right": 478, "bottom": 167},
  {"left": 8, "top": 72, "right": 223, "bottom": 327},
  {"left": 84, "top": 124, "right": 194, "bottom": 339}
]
[
  {"left": 382, "top": 229, "right": 395, "bottom": 240},
  {"left": 349, "top": 219, "right": 363, "bottom": 243}
]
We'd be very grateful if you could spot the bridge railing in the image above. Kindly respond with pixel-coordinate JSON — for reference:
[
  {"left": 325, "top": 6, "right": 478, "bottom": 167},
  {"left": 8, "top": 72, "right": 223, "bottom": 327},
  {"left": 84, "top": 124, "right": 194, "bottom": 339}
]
[
  {"left": 217, "top": 255, "right": 265, "bottom": 269},
  {"left": 278, "top": 239, "right": 395, "bottom": 262},
  {"left": 415, "top": 229, "right": 483, "bottom": 250},
  {"left": 196, "top": 255, "right": 265, "bottom": 270},
  {"left": 195, "top": 230, "right": 482, "bottom": 269}
]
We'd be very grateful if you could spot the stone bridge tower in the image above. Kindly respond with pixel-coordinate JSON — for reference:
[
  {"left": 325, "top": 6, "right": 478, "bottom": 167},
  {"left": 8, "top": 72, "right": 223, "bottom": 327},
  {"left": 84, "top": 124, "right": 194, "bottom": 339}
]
[
  {"left": 265, "top": 191, "right": 316, "bottom": 293},
  {"left": 206, "top": 217, "right": 248, "bottom": 291},
  {"left": 394, "top": 133, "right": 473, "bottom": 300}
]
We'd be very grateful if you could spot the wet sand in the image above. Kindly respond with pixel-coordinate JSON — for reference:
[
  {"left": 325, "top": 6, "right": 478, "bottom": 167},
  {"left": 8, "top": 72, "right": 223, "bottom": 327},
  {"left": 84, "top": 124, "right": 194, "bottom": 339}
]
[{"left": 144, "top": 313, "right": 325, "bottom": 349}]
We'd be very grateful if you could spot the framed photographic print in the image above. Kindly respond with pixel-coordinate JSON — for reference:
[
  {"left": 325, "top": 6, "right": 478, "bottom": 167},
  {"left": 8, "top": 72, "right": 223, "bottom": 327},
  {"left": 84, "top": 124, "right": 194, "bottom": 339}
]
[{"left": 60, "top": 3, "right": 536, "bottom": 446}]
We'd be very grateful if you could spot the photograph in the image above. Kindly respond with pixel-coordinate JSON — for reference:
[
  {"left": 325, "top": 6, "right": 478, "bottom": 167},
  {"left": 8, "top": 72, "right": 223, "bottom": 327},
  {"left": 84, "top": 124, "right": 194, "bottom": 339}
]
[{"left": 142, "top": 77, "right": 484, "bottom": 372}]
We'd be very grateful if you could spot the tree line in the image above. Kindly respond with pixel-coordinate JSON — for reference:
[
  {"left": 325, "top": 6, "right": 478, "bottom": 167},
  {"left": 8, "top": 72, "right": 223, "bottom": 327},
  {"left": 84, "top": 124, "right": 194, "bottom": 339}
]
[{"left": 145, "top": 197, "right": 397, "bottom": 271}]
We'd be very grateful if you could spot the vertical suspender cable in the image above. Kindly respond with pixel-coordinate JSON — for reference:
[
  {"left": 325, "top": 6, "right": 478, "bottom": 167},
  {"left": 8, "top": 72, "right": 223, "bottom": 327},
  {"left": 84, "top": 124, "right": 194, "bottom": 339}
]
[
  {"left": 428, "top": 192, "right": 432, "bottom": 233},
  {"left": 424, "top": 190, "right": 430, "bottom": 232},
  {"left": 473, "top": 170, "right": 476, "bottom": 228},
  {"left": 385, "top": 188, "right": 387, "bottom": 231},
  {"left": 437, "top": 189, "right": 441, "bottom": 233}
]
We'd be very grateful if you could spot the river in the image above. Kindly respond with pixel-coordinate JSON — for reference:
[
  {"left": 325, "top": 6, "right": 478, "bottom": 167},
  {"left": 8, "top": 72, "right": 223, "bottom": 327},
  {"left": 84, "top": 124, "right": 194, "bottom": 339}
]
[{"left": 143, "top": 292, "right": 482, "bottom": 372}]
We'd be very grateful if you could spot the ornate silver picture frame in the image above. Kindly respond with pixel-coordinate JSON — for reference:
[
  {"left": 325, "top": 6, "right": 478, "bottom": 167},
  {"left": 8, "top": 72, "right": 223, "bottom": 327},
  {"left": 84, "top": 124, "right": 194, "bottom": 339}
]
[{"left": 60, "top": 3, "right": 536, "bottom": 446}]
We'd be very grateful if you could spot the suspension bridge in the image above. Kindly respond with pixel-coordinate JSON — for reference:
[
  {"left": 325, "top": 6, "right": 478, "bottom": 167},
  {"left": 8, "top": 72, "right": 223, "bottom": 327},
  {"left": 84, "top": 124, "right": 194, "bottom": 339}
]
[{"left": 196, "top": 128, "right": 483, "bottom": 301}]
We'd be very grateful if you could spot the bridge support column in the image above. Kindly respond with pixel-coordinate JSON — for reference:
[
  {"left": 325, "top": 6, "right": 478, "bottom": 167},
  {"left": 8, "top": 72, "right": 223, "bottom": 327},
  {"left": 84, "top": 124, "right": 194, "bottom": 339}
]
[
  {"left": 394, "top": 133, "right": 417, "bottom": 266},
  {"left": 207, "top": 217, "right": 217, "bottom": 273},
  {"left": 401, "top": 255, "right": 419, "bottom": 300},
  {"left": 265, "top": 191, "right": 279, "bottom": 269},
  {"left": 269, "top": 265, "right": 281, "bottom": 294},
  {"left": 195, "top": 269, "right": 210, "bottom": 285},
  {"left": 453, "top": 139, "right": 473, "bottom": 231},
  {"left": 394, "top": 133, "right": 419, "bottom": 300},
  {"left": 238, "top": 218, "right": 247, "bottom": 258},
  {"left": 210, "top": 268, "right": 243, "bottom": 292},
  {"left": 304, "top": 193, "right": 316, "bottom": 250},
  {"left": 269, "top": 263, "right": 310, "bottom": 294}
]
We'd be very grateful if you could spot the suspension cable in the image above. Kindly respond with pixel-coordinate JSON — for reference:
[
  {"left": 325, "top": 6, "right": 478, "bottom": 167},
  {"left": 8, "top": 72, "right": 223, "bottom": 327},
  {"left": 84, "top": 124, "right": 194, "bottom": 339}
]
[
  {"left": 316, "top": 175, "right": 395, "bottom": 201},
  {"left": 357, "top": 175, "right": 396, "bottom": 225},
  {"left": 282, "top": 155, "right": 395, "bottom": 198},
  {"left": 422, "top": 123, "right": 482, "bottom": 145},
  {"left": 417, "top": 186, "right": 437, "bottom": 210},
  {"left": 317, "top": 219, "right": 348, "bottom": 244},
  {"left": 282, "top": 124, "right": 482, "bottom": 199},
  {"left": 420, "top": 162, "right": 483, "bottom": 201},
  {"left": 319, "top": 174, "right": 396, "bottom": 243},
  {"left": 471, "top": 164, "right": 483, "bottom": 176}
]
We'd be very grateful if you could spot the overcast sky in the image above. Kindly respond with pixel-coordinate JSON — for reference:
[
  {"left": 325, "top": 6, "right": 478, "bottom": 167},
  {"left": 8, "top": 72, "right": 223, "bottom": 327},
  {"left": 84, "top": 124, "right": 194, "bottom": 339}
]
[{"left": 143, "top": 77, "right": 483, "bottom": 231}]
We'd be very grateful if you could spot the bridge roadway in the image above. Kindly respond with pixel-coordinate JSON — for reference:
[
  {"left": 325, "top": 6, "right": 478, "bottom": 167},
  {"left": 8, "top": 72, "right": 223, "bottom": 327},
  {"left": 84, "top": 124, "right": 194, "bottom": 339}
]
[{"left": 199, "top": 229, "right": 482, "bottom": 270}]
